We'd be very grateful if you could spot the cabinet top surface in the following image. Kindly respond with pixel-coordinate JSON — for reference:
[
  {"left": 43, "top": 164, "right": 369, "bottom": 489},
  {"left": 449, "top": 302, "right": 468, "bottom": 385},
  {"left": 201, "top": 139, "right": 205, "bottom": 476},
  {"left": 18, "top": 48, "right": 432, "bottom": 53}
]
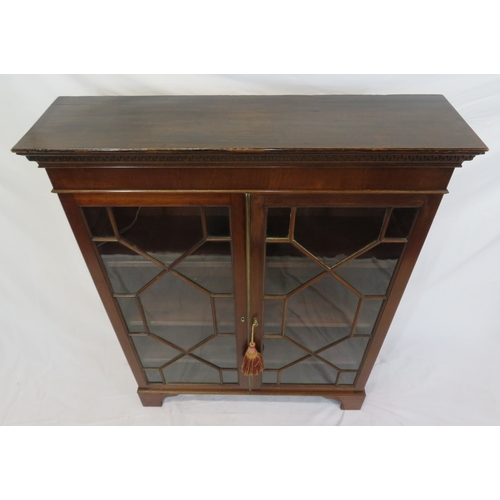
[{"left": 12, "top": 95, "right": 487, "bottom": 156}]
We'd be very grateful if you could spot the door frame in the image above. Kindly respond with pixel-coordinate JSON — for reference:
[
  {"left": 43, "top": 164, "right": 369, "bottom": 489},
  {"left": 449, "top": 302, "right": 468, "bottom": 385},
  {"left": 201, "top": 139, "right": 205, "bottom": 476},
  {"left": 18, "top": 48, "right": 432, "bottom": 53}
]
[
  {"left": 58, "top": 192, "right": 250, "bottom": 392},
  {"left": 248, "top": 192, "right": 443, "bottom": 392},
  {"left": 57, "top": 190, "right": 443, "bottom": 402}
]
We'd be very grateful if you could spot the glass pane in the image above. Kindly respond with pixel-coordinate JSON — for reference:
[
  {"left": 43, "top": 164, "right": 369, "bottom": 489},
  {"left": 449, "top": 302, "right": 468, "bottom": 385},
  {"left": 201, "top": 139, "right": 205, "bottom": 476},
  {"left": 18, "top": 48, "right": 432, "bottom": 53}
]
[
  {"left": 267, "top": 208, "right": 291, "bottom": 238},
  {"left": 150, "top": 325, "right": 213, "bottom": 352},
  {"left": 385, "top": 208, "right": 418, "bottom": 238},
  {"left": 215, "top": 298, "right": 236, "bottom": 334},
  {"left": 285, "top": 275, "right": 358, "bottom": 351},
  {"left": 294, "top": 207, "right": 386, "bottom": 267},
  {"left": 262, "top": 371, "right": 278, "bottom": 384},
  {"left": 116, "top": 297, "right": 144, "bottom": 332},
  {"left": 204, "top": 207, "right": 230, "bottom": 237},
  {"left": 99, "top": 242, "right": 163, "bottom": 294},
  {"left": 335, "top": 243, "right": 404, "bottom": 295},
  {"left": 281, "top": 358, "right": 338, "bottom": 385},
  {"left": 285, "top": 327, "right": 351, "bottom": 354},
  {"left": 191, "top": 336, "right": 237, "bottom": 369},
  {"left": 144, "top": 369, "right": 163, "bottom": 383},
  {"left": 338, "top": 372, "right": 357, "bottom": 385},
  {"left": 263, "top": 299, "right": 284, "bottom": 334},
  {"left": 90, "top": 204, "right": 239, "bottom": 387},
  {"left": 83, "top": 207, "right": 114, "bottom": 237},
  {"left": 354, "top": 298, "right": 384, "bottom": 335},
  {"left": 141, "top": 272, "right": 214, "bottom": 350},
  {"left": 174, "top": 241, "right": 233, "bottom": 294},
  {"left": 263, "top": 338, "right": 306, "bottom": 369},
  {"left": 265, "top": 243, "right": 324, "bottom": 295},
  {"left": 162, "top": 356, "right": 220, "bottom": 384},
  {"left": 222, "top": 370, "right": 238, "bottom": 384},
  {"left": 112, "top": 207, "right": 203, "bottom": 267},
  {"left": 132, "top": 335, "right": 181, "bottom": 368},
  {"left": 320, "top": 338, "right": 369, "bottom": 370}
]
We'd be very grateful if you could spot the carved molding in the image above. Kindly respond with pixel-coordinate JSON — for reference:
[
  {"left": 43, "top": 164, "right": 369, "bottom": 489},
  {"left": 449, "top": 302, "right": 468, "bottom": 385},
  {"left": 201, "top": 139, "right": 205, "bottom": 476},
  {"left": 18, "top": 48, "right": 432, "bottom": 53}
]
[{"left": 26, "top": 151, "right": 478, "bottom": 165}]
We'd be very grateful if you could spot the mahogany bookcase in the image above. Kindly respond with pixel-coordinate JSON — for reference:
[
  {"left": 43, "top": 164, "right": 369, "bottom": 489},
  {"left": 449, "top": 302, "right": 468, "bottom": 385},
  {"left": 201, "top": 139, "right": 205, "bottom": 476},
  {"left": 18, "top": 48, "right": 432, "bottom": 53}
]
[{"left": 12, "top": 95, "right": 487, "bottom": 409}]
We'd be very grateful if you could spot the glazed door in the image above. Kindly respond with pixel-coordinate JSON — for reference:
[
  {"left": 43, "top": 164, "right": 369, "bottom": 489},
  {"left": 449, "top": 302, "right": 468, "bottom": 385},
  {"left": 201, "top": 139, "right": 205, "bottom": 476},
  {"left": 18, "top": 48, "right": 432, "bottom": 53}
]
[
  {"left": 249, "top": 193, "right": 423, "bottom": 391},
  {"left": 67, "top": 193, "right": 249, "bottom": 390},
  {"left": 63, "top": 190, "right": 430, "bottom": 395}
]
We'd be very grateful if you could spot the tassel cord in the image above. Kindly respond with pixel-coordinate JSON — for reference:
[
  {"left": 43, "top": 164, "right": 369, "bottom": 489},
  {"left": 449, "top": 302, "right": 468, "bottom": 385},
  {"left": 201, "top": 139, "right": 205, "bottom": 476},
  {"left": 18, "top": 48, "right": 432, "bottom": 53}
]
[
  {"left": 241, "top": 317, "right": 264, "bottom": 376},
  {"left": 250, "top": 317, "right": 258, "bottom": 344}
]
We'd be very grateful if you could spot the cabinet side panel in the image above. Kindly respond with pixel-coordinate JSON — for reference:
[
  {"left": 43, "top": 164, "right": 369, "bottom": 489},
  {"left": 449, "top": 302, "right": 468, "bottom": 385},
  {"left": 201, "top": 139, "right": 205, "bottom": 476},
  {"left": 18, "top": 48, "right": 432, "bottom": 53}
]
[
  {"left": 57, "top": 193, "right": 149, "bottom": 387},
  {"left": 355, "top": 194, "right": 444, "bottom": 390}
]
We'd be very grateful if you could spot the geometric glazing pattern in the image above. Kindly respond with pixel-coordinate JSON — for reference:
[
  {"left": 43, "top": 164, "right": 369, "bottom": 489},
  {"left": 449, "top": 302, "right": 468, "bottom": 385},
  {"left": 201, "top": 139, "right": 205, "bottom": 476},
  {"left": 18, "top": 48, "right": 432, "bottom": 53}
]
[
  {"left": 262, "top": 206, "right": 418, "bottom": 386},
  {"left": 83, "top": 205, "right": 238, "bottom": 385}
]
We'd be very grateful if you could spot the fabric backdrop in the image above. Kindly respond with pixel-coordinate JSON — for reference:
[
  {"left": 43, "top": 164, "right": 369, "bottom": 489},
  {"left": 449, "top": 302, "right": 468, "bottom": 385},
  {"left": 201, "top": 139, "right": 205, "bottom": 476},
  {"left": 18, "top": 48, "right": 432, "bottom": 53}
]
[{"left": 1, "top": 74, "right": 498, "bottom": 425}]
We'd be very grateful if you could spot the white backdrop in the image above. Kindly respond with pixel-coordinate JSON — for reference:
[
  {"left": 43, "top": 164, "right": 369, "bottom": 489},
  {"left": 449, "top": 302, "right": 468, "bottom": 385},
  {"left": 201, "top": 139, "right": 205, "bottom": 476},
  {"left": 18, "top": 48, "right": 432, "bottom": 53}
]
[{"left": 1, "top": 74, "right": 499, "bottom": 425}]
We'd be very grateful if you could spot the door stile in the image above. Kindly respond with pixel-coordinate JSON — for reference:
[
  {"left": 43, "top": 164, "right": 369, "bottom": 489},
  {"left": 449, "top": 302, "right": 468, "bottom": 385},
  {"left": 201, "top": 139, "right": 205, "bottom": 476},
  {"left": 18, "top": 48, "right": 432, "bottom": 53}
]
[
  {"left": 229, "top": 194, "right": 249, "bottom": 389},
  {"left": 247, "top": 194, "right": 267, "bottom": 390}
]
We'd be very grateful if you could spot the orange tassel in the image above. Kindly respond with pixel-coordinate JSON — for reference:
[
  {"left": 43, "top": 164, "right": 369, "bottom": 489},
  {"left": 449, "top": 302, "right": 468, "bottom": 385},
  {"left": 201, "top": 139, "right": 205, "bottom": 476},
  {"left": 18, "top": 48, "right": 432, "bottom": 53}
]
[
  {"left": 241, "top": 317, "right": 264, "bottom": 376},
  {"left": 242, "top": 342, "right": 264, "bottom": 376}
]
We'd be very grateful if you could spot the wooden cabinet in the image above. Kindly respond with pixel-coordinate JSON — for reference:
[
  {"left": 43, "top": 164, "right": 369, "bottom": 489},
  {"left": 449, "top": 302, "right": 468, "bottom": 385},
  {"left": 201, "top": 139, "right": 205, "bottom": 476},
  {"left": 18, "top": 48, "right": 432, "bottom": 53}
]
[{"left": 12, "top": 95, "right": 487, "bottom": 409}]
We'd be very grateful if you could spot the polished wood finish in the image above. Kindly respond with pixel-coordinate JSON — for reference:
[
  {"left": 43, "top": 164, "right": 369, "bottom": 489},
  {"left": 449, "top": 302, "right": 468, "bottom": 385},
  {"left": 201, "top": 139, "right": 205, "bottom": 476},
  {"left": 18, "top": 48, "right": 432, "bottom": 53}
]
[
  {"left": 12, "top": 95, "right": 487, "bottom": 154},
  {"left": 138, "top": 388, "right": 366, "bottom": 410},
  {"left": 12, "top": 95, "right": 487, "bottom": 410},
  {"left": 46, "top": 167, "right": 454, "bottom": 193}
]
